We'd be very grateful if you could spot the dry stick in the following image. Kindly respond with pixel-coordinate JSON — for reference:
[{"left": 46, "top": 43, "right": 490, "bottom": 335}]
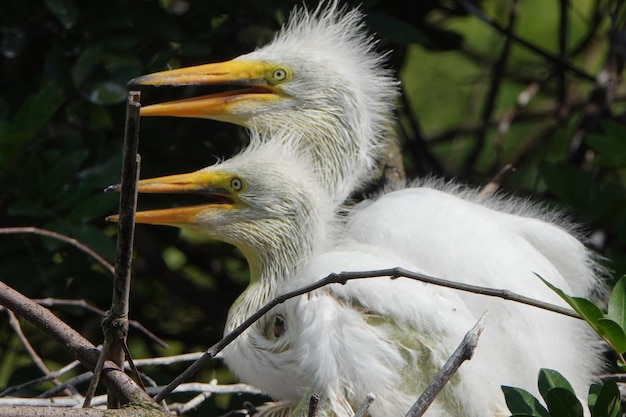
[
  {"left": 490, "top": 82, "right": 540, "bottom": 172},
  {"left": 6, "top": 310, "right": 73, "bottom": 396},
  {"left": 0, "top": 360, "right": 81, "bottom": 397},
  {"left": 32, "top": 298, "right": 167, "bottom": 348},
  {"left": 154, "top": 267, "right": 579, "bottom": 403},
  {"left": 308, "top": 393, "right": 320, "bottom": 417},
  {"left": 404, "top": 315, "right": 486, "bottom": 417},
  {"left": 464, "top": 0, "right": 518, "bottom": 175},
  {"left": 353, "top": 393, "right": 376, "bottom": 417},
  {"left": 478, "top": 164, "right": 516, "bottom": 199},
  {"left": 84, "top": 91, "right": 142, "bottom": 409},
  {"left": 0, "top": 281, "right": 156, "bottom": 406},
  {"left": 557, "top": 0, "right": 569, "bottom": 118},
  {"left": 457, "top": 0, "right": 595, "bottom": 82},
  {"left": 0, "top": 298, "right": 166, "bottom": 349},
  {"left": 0, "top": 227, "right": 115, "bottom": 276}
]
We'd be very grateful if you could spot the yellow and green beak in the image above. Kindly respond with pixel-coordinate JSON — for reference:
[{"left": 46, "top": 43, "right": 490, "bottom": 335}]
[
  {"left": 106, "top": 170, "right": 237, "bottom": 226},
  {"left": 128, "top": 60, "right": 287, "bottom": 122}
]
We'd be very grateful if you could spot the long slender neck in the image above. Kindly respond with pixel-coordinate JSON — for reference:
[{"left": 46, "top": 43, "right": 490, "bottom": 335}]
[{"left": 224, "top": 203, "right": 334, "bottom": 329}]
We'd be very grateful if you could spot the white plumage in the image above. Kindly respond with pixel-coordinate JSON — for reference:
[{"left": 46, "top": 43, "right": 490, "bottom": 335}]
[
  {"left": 125, "top": 2, "right": 606, "bottom": 416},
  {"left": 126, "top": 137, "right": 605, "bottom": 417}
]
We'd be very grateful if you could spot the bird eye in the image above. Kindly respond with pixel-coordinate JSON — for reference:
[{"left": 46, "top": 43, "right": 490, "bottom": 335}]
[
  {"left": 230, "top": 177, "right": 243, "bottom": 191},
  {"left": 272, "top": 68, "right": 288, "bottom": 82}
]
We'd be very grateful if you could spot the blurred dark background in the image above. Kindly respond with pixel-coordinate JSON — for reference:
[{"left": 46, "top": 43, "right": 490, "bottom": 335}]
[{"left": 1, "top": 0, "right": 625, "bottom": 414}]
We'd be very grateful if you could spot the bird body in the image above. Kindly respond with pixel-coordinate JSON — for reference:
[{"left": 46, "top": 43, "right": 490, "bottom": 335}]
[
  {"left": 118, "top": 138, "right": 605, "bottom": 417},
  {"left": 124, "top": 2, "right": 605, "bottom": 415}
]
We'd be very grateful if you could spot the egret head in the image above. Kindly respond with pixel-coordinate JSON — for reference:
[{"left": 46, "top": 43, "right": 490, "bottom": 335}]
[
  {"left": 130, "top": 2, "right": 396, "bottom": 126},
  {"left": 128, "top": 1, "right": 398, "bottom": 200},
  {"left": 107, "top": 140, "right": 333, "bottom": 279}
]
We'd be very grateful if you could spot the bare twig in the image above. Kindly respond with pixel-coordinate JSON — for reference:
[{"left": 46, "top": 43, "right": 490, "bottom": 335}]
[
  {"left": 0, "top": 227, "right": 114, "bottom": 276},
  {"left": 0, "top": 281, "right": 157, "bottom": 407},
  {"left": 456, "top": 0, "right": 595, "bottom": 81},
  {"left": 353, "top": 393, "right": 376, "bottom": 417},
  {"left": 490, "top": 82, "right": 540, "bottom": 171},
  {"left": 25, "top": 298, "right": 166, "bottom": 348},
  {"left": 0, "top": 361, "right": 82, "bottom": 397},
  {"left": 478, "top": 164, "right": 516, "bottom": 198},
  {"left": 0, "top": 405, "right": 168, "bottom": 417},
  {"left": 154, "top": 267, "right": 579, "bottom": 403},
  {"left": 6, "top": 310, "right": 72, "bottom": 396},
  {"left": 404, "top": 314, "right": 486, "bottom": 417},
  {"left": 86, "top": 91, "right": 142, "bottom": 409},
  {"left": 464, "top": 0, "right": 518, "bottom": 175},
  {"left": 308, "top": 393, "right": 320, "bottom": 417},
  {"left": 122, "top": 341, "right": 146, "bottom": 391},
  {"left": 557, "top": 0, "right": 569, "bottom": 118}
]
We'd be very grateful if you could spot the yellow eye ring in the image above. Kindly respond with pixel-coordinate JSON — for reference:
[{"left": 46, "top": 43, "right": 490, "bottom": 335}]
[
  {"left": 230, "top": 177, "right": 243, "bottom": 191},
  {"left": 272, "top": 68, "right": 288, "bottom": 82}
]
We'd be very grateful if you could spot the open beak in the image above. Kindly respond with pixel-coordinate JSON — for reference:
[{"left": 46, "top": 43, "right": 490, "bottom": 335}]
[
  {"left": 106, "top": 171, "right": 235, "bottom": 226},
  {"left": 128, "top": 60, "right": 284, "bottom": 122}
]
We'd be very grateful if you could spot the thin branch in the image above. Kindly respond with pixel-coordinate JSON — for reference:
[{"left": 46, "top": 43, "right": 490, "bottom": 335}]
[
  {"left": 87, "top": 91, "right": 142, "bottom": 409},
  {"left": 478, "top": 164, "right": 516, "bottom": 199},
  {"left": 0, "top": 281, "right": 157, "bottom": 407},
  {"left": 557, "top": 0, "right": 569, "bottom": 118},
  {"left": 404, "top": 314, "right": 486, "bottom": 417},
  {"left": 353, "top": 393, "right": 376, "bottom": 417},
  {"left": 6, "top": 310, "right": 73, "bottom": 397},
  {"left": 23, "top": 298, "right": 167, "bottom": 348},
  {"left": 0, "top": 227, "right": 114, "bottom": 276},
  {"left": 0, "top": 361, "right": 82, "bottom": 397},
  {"left": 308, "top": 393, "right": 320, "bottom": 417},
  {"left": 154, "top": 267, "right": 579, "bottom": 403},
  {"left": 39, "top": 371, "right": 93, "bottom": 398},
  {"left": 464, "top": 0, "right": 518, "bottom": 175},
  {"left": 490, "top": 81, "right": 540, "bottom": 172},
  {"left": 456, "top": 0, "right": 595, "bottom": 81}
]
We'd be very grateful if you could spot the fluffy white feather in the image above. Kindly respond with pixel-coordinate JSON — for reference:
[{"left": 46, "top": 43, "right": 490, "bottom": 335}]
[{"left": 147, "top": 138, "right": 604, "bottom": 417}]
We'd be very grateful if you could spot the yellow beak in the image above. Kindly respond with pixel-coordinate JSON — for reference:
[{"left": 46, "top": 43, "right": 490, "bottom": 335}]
[
  {"left": 106, "top": 171, "right": 234, "bottom": 226},
  {"left": 128, "top": 60, "right": 283, "bottom": 121}
]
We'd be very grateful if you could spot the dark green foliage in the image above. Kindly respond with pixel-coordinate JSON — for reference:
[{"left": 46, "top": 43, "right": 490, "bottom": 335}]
[{"left": 503, "top": 369, "right": 622, "bottom": 417}]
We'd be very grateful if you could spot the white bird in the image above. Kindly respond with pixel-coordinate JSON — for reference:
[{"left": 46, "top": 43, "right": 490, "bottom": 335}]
[
  {"left": 128, "top": 0, "right": 398, "bottom": 204},
  {"left": 124, "top": 1, "right": 606, "bottom": 414},
  {"left": 111, "top": 135, "right": 605, "bottom": 417}
]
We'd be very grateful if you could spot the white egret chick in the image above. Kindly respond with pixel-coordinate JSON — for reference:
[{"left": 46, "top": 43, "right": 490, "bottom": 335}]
[
  {"left": 109, "top": 136, "right": 604, "bottom": 417},
  {"left": 128, "top": 1, "right": 398, "bottom": 203}
]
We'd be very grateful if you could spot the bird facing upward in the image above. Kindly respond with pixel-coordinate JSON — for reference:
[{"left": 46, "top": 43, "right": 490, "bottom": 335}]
[
  {"left": 128, "top": 1, "right": 398, "bottom": 204},
  {"left": 109, "top": 133, "right": 605, "bottom": 417}
]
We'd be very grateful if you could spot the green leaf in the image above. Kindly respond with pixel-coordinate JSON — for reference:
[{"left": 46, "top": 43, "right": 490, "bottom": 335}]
[
  {"left": 591, "top": 379, "right": 622, "bottom": 417},
  {"left": 607, "top": 276, "right": 626, "bottom": 329},
  {"left": 540, "top": 277, "right": 604, "bottom": 333},
  {"left": 502, "top": 386, "right": 550, "bottom": 417},
  {"left": 73, "top": 46, "right": 103, "bottom": 87},
  {"left": 596, "top": 319, "right": 626, "bottom": 353},
  {"left": 3, "top": 84, "right": 65, "bottom": 149},
  {"left": 588, "top": 383, "right": 602, "bottom": 410},
  {"left": 545, "top": 387, "right": 584, "bottom": 417},
  {"left": 538, "top": 369, "right": 576, "bottom": 402}
]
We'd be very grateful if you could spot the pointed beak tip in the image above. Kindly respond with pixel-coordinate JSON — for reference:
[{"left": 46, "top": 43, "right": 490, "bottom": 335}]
[{"left": 105, "top": 214, "right": 119, "bottom": 223}]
